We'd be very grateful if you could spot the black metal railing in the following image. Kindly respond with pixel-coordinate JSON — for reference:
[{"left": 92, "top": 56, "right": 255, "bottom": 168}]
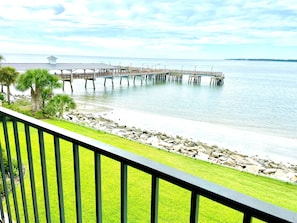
[{"left": 0, "top": 106, "right": 296, "bottom": 223}]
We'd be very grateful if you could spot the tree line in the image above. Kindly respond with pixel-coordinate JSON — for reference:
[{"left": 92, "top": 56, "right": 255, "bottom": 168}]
[
  {"left": 0, "top": 55, "right": 76, "bottom": 206},
  {"left": 0, "top": 55, "right": 76, "bottom": 118}
]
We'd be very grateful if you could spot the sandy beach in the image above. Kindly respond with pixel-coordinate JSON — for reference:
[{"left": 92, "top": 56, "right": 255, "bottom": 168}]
[
  {"left": 65, "top": 102, "right": 297, "bottom": 183},
  {"left": 75, "top": 100, "right": 297, "bottom": 164}
]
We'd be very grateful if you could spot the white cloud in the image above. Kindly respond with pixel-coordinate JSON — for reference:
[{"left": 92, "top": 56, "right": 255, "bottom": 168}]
[{"left": 1, "top": 0, "right": 297, "bottom": 58}]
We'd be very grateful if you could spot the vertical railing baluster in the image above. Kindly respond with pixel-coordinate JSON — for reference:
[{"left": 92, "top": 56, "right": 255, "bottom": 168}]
[
  {"left": 2, "top": 117, "right": 20, "bottom": 223},
  {"left": 73, "top": 144, "right": 82, "bottom": 223},
  {"left": 0, "top": 142, "right": 12, "bottom": 223},
  {"left": 243, "top": 213, "right": 252, "bottom": 223},
  {"left": 121, "top": 162, "right": 128, "bottom": 223},
  {"left": 190, "top": 191, "right": 200, "bottom": 223},
  {"left": 0, "top": 143, "right": 4, "bottom": 221},
  {"left": 151, "top": 175, "right": 159, "bottom": 223},
  {"left": 1, "top": 107, "right": 295, "bottom": 223},
  {"left": 24, "top": 124, "right": 39, "bottom": 223},
  {"left": 0, "top": 180, "right": 4, "bottom": 222},
  {"left": 54, "top": 136, "right": 65, "bottom": 223},
  {"left": 38, "top": 130, "right": 51, "bottom": 223},
  {"left": 13, "top": 120, "right": 29, "bottom": 223},
  {"left": 95, "top": 152, "right": 102, "bottom": 223}
]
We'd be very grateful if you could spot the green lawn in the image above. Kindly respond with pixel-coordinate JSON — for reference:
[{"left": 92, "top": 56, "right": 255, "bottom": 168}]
[{"left": 2, "top": 119, "right": 297, "bottom": 223}]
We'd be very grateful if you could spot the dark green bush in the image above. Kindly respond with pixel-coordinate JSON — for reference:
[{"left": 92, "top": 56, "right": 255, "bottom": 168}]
[
  {"left": 2, "top": 150, "right": 19, "bottom": 176},
  {"left": 0, "top": 149, "right": 19, "bottom": 196},
  {"left": 0, "top": 93, "right": 4, "bottom": 101},
  {"left": 0, "top": 174, "right": 3, "bottom": 196},
  {"left": 0, "top": 173, "right": 12, "bottom": 196},
  {"left": 0, "top": 173, "right": 3, "bottom": 195}
]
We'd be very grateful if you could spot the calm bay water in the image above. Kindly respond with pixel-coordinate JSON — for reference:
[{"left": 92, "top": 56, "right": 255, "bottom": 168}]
[{"left": 4, "top": 53, "right": 297, "bottom": 163}]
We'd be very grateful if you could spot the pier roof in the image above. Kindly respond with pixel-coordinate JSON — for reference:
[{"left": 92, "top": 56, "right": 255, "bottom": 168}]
[{"left": 1, "top": 63, "right": 116, "bottom": 72}]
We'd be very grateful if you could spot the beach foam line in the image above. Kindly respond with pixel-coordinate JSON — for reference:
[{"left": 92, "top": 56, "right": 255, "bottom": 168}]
[
  {"left": 98, "top": 107, "right": 297, "bottom": 164},
  {"left": 72, "top": 99, "right": 297, "bottom": 165}
]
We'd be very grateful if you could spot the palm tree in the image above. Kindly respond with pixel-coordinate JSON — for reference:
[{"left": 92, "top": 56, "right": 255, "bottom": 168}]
[
  {"left": 0, "top": 55, "right": 4, "bottom": 67},
  {"left": 44, "top": 94, "right": 76, "bottom": 118},
  {"left": 0, "top": 66, "right": 19, "bottom": 104},
  {"left": 15, "top": 68, "right": 61, "bottom": 112},
  {"left": 0, "top": 55, "right": 4, "bottom": 92}
]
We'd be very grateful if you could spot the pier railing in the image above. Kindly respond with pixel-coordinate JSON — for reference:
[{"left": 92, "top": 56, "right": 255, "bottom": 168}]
[
  {"left": 59, "top": 69, "right": 168, "bottom": 80},
  {"left": 59, "top": 69, "right": 223, "bottom": 79},
  {"left": 0, "top": 106, "right": 296, "bottom": 223},
  {"left": 58, "top": 68, "right": 225, "bottom": 89}
]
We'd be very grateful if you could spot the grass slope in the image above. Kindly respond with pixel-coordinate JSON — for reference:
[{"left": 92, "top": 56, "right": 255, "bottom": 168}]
[{"left": 1, "top": 119, "right": 296, "bottom": 223}]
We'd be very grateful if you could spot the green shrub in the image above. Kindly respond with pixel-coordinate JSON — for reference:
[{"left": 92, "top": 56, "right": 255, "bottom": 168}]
[
  {"left": 0, "top": 173, "right": 12, "bottom": 196},
  {"left": 0, "top": 149, "right": 19, "bottom": 196},
  {"left": 1, "top": 150, "right": 19, "bottom": 177},
  {"left": 0, "top": 149, "right": 19, "bottom": 198},
  {"left": 43, "top": 94, "right": 76, "bottom": 118},
  {"left": 0, "top": 93, "right": 4, "bottom": 101},
  {"left": 0, "top": 174, "right": 4, "bottom": 195}
]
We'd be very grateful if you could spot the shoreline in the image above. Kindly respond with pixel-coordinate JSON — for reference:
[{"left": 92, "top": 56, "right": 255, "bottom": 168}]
[
  {"left": 63, "top": 109, "right": 297, "bottom": 183},
  {"left": 74, "top": 100, "right": 297, "bottom": 164}
]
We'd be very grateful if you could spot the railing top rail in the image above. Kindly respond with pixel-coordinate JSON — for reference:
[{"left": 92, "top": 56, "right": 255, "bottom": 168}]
[
  {"left": 168, "top": 70, "right": 224, "bottom": 77},
  {"left": 1, "top": 106, "right": 296, "bottom": 223},
  {"left": 57, "top": 70, "right": 168, "bottom": 77}
]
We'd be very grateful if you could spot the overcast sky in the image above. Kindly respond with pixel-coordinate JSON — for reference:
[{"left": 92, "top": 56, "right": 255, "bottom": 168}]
[{"left": 1, "top": 0, "right": 297, "bottom": 59}]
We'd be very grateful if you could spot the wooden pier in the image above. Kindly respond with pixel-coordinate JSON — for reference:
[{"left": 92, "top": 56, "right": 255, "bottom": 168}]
[
  {"left": 59, "top": 68, "right": 224, "bottom": 90},
  {"left": 59, "top": 68, "right": 170, "bottom": 90},
  {"left": 3, "top": 61, "right": 225, "bottom": 91}
]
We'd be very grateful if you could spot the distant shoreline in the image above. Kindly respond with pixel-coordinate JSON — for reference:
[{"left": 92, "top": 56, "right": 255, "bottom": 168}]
[{"left": 226, "top": 58, "right": 297, "bottom": 62}]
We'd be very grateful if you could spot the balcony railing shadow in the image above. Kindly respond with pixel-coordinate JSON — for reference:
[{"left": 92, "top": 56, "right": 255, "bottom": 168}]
[{"left": 0, "top": 106, "right": 296, "bottom": 223}]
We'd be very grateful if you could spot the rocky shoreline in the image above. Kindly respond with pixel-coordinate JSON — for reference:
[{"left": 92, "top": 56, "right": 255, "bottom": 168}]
[{"left": 63, "top": 111, "right": 297, "bottom": 183}]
